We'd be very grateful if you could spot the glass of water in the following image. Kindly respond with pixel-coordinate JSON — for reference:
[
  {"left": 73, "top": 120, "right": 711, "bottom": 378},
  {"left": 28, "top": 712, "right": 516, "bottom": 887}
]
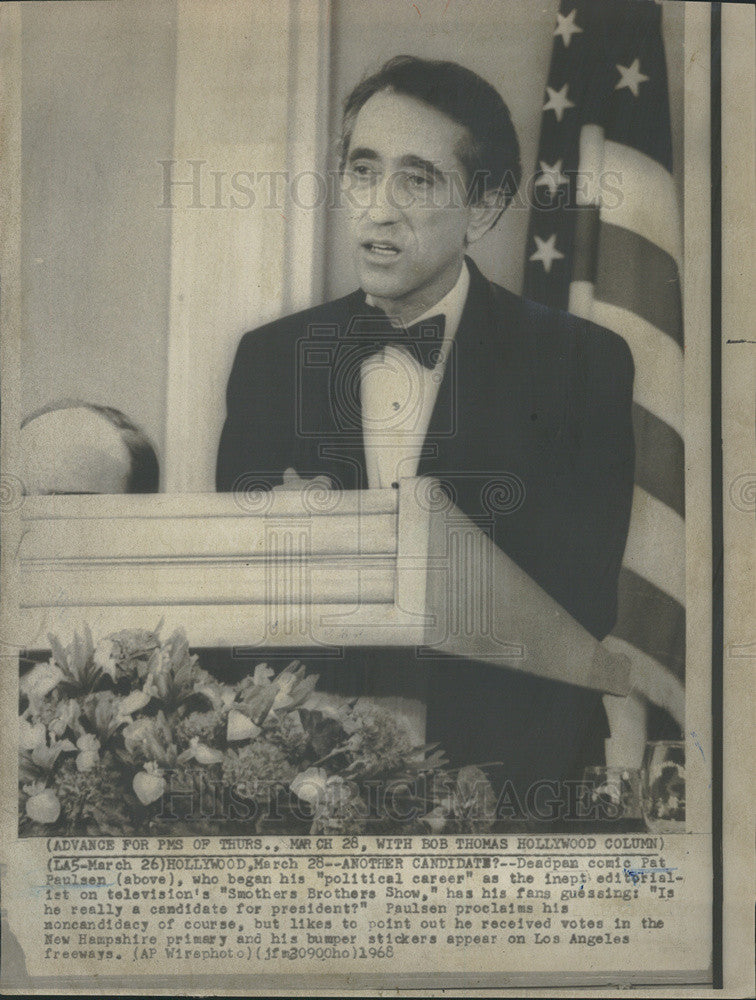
[{"left": 642, "top": 740, "right": 686, "bottom": 833}]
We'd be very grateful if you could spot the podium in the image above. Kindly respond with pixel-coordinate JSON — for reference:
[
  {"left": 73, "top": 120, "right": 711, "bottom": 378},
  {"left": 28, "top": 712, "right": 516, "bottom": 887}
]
[{"left": 16, "top": 478, "right": 630, "bottom": 698}]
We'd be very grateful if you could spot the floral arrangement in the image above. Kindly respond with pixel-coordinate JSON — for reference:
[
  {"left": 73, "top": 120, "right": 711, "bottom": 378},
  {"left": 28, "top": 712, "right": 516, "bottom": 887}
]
[{"left": 19, "top": 625, "right": 497, "bottom": 837}]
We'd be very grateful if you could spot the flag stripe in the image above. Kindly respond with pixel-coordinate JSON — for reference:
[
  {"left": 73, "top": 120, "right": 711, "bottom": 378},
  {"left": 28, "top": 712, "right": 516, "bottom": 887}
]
[
  {"left": 632, "top": 403, "right": 685, "bottom": 517},
  {"left": 567, "top": 279, "right": 595, "bottom": 319},
  {"left": 603, "top": 636, "right": 685, "bottom": 726},
  {"left": 568, "top": 298, "right": 686, "bottom": 516},
  {"left": 614, "top": 567, "right": 685, "bottom": 679},
  {"left": 576, "top": 123, "right": 605, "bottom": 205},
  {"left": 572, "top": 205, "right": 601, "bottom": 281},
  {"left": 600, "top": 140, "right": 682, "bottom": 263},
  {"left": 623, "top": 485, "right": 685, "bottom": 606},
  {"left": 589, "top": 300, "right": 684, "bottom": 438},
  {"left": 594, "top": 222, "right": 683, "bottom": 346}
]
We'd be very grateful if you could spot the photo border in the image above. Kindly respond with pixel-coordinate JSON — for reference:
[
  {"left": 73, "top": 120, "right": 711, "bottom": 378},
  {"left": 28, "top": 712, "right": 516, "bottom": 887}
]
[{"left": 1, "top": 1, "right": 753, "bottom": 994}]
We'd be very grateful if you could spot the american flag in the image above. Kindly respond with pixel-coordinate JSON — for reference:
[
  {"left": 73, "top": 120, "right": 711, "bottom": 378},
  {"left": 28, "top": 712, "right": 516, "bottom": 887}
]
[{"left": 524, "top": 0, "right": 685, "bottom": 725}]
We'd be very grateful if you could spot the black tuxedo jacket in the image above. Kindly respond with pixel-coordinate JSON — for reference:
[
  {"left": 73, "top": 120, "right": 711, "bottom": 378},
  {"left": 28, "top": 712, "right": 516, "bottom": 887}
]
[{"left": 217, "top": 259, "right": 635, "bottom": 801}]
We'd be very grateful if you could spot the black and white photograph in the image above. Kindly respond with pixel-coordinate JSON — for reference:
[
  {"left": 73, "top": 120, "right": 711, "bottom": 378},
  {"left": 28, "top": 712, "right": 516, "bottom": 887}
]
[{"left": 1, "top": 0, "right": 752, "bottom": 993}]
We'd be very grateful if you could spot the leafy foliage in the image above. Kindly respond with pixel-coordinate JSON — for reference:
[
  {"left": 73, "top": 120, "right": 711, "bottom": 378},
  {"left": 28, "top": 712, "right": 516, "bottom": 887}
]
[{"left": 19, "top": 625, "right": 495, "bottom": 836}]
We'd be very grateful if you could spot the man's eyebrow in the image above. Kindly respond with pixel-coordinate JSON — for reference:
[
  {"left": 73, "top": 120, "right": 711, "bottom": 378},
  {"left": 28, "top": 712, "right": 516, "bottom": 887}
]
[
  {"left": 347, "top": 146, "right": 379, "bottom": 163},
  {"left": 398, "top": 155, "right": 445, "bottom": 181}
]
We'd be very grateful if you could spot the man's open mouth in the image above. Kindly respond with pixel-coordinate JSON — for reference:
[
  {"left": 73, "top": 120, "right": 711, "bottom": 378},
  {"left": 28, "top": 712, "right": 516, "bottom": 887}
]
[{"left": 362, "top": 240, "right": 401, "bottom": 256}]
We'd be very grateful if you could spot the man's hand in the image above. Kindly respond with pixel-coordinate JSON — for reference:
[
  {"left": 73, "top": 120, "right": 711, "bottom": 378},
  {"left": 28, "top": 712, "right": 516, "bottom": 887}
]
[{"left": 271, "top": 467, "right": 333, "bottom": 493}]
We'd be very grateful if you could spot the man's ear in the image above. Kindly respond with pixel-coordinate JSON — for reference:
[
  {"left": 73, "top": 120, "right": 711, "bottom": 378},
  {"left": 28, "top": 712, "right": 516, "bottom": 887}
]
[{"left": 465, "top": 190, "right": 507, "bottom": 244}]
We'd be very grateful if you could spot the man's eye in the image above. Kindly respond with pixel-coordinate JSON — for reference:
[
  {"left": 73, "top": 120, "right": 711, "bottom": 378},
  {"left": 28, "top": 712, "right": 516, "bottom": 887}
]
[
  {"left": 405, "top": 172, "right": 433, "bottom": 188},
  {"left": 351, "top": 163, "right": 376, "bottom": 180}
]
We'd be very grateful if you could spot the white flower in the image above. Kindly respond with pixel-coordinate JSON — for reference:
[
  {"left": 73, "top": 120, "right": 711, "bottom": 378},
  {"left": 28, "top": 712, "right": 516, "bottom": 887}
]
[
  {"left": 25, "top": 788, "right": 61, "bottom": 824},
  {"left": 122, "top": 716, "right": 163, "bottom": 757},
  {"left": 144, "top": 649, "right": 171, "bottom": 699},
  {"left": 31, "top": 736, "right": 76, "bottom": 770},
  {"left": 253, "top": 663, "right": 274, "bottom": 686},
  {"left": 422, "top": 806, "right": 448, "bottom": 833},
  {"left": 220, "top": 685, "right": 237, "bottom": 708},
  {"left": 76, "top": 734, "right": 101, "bottom": 773},
  {"left": 152, "top": 647, "right": 172, "bottom": 677},
  {"left": 194, "top": 682, "right": 236, "bottom": 711},
  {"left": 226, "top": 710, "right": 261, "bottom": 742},
  {"left": 187, "top": 737, "right": 224, "bottom": 765},
  {"left": 19, "top": 717, "right": 47, "bottom": 751},
  {"left": 133, "top": 764, "right": 166, "bottom": 805},
  {"left": 117, "top": 689, "right": 152, "bottom": 718},
  {"left": 76, "top": 750, "right": 99, "bottom": 772},
  {"left": 48, "top": 699, "right": 80, "bottom": 738},
  {"left": 22, "top": 780, "right": 46, "bottom": 797},
  {"left": 21, "top": 662, "right": 63, "bottom": 702},
  {"left": 141, "top": 679, "right": 160, "bottom": 699},
  {"left": 272, "top": 672, "right": 298, "bottom": 710},
  {"left": 93, "top": 639, "right": 118, "bottom": 680},
  {"left": 290, "top": 767, "right": 328, "bottom": 805}
]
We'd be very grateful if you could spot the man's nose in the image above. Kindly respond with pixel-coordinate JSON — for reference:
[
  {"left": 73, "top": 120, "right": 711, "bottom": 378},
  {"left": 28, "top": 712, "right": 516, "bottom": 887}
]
[{"left": 366, "top": 173, "right": 403, "bottom": 224}]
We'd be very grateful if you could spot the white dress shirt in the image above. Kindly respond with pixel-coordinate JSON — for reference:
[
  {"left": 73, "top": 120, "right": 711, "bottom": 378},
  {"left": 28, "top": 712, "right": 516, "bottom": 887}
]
[
  {"left": 344, "top": 262, "right": 471, "bottom": 740},
  {"left": 361, "top": 261, "right": 470, "bottom": 489}
]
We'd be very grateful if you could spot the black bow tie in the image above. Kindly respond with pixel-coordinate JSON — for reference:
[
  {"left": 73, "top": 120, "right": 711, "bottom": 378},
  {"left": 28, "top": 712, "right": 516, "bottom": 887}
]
[{"left": 358, "top": 306, "right": 447, "bottom": 370}]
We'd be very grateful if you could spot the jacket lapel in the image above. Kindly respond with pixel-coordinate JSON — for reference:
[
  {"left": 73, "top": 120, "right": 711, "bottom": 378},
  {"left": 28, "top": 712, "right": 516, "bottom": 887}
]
[{"left": 418, "top": 257, "right": 523, "bottom": 478}]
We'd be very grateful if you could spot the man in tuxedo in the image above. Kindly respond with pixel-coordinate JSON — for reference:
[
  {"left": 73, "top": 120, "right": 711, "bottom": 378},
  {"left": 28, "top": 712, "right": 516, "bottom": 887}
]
[{"left": 217, "top": 56, "right": 635, "bottom": 809}]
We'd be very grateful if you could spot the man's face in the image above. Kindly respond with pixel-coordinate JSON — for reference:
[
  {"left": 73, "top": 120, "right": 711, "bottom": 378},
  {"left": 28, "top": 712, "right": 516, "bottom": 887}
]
[{"left": 342, "top": 89, "right": 478, "bottom": 323}]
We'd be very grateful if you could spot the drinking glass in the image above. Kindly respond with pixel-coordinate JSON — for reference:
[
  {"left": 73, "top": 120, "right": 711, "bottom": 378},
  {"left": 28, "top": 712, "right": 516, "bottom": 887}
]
[
  {"left": 641, "top": 740, "right": 686, "bottom": 832},
  {"left": 582, "top": 765, "right": 643, "bottom": 822}
]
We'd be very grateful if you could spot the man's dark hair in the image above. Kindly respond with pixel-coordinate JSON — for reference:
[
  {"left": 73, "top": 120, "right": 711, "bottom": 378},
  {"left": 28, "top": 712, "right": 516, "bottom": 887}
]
[
  {"left": 339, "top": 55, "right": 522, "bottom": 212},
  {"left": 21, "top": 400, "right": 160, "bottom": 493}
]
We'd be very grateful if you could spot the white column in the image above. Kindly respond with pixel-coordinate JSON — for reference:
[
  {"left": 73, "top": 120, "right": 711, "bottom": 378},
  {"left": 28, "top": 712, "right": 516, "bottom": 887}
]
[
  {"left": 283, "top": 0, "right": 331, "bottom": 315},
  {"left": 164, "top": 0, "right": 331, "bottom": 492}
]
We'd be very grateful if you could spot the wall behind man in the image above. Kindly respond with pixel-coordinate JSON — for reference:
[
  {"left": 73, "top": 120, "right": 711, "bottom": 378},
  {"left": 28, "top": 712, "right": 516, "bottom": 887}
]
[
  {"left": 19, "top": 0, "right": 684, "bottom": 489},
  {"left": 21, "top": 0, "right": 177, "bottom": 468},
  {"left": 324, "top": 0, "right": 684, "bottom": 300}
]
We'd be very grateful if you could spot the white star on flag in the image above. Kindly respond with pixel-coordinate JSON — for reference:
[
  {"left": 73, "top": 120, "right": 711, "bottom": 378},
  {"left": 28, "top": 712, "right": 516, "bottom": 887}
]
[
  {"left": 534, "top": 159, "right": 568, "bottom": 198},
  {"left": 554, "top": 9, "right": 583, "bottom": 47},
  {"left": 615, "top": 58, "right": 650, "bottom": 97},
  {"left": 543, "top": 83, "right": 575, "bottom": 122},
  {"left": 529, "top": 234, "right": 565, "bottom": 273}
]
